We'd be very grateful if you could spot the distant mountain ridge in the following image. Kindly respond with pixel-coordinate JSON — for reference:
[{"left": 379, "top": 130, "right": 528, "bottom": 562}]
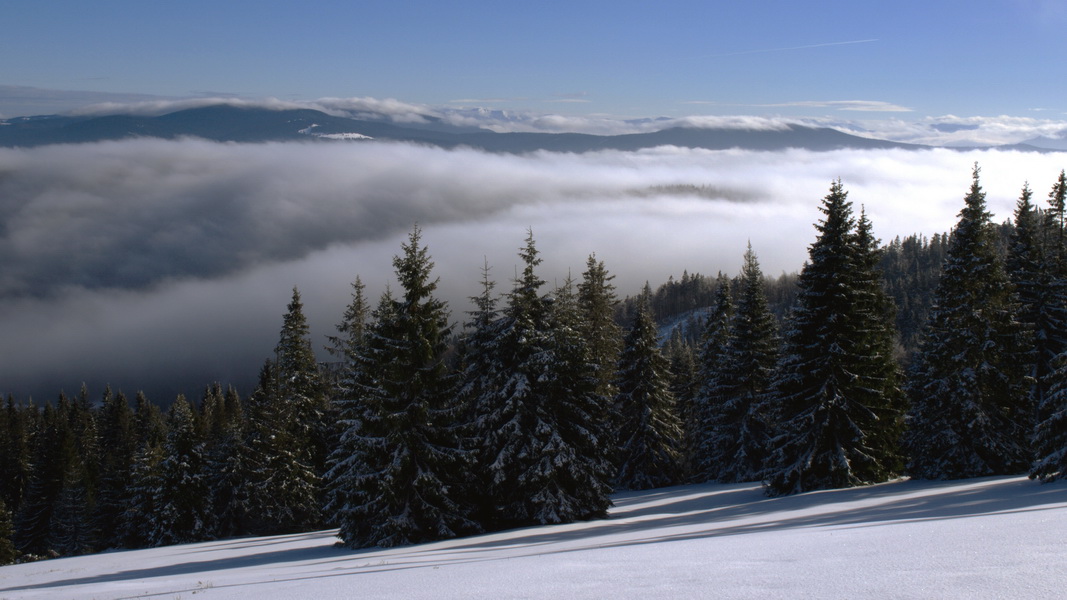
[{"left": 0, "top": 104, "right": 928, "bottom": 152}]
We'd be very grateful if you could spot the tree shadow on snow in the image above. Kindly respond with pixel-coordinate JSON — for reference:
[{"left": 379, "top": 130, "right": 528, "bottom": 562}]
[
  {"left": 424, "top": 475, "right": 1067, "bottom": 557},
  {"left": 3, "top": 476, "right": 1064, "bottom": 595}
]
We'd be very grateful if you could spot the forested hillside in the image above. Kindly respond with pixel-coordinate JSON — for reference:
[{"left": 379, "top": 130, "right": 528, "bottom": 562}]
[{"left": 3, "top": 166, "right": 1067, "bottom": 564}]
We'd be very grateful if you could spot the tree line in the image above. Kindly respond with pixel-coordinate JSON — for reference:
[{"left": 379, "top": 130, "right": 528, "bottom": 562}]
[{"left": 2, "top": 164, "right": 1066, "bottom": 564}]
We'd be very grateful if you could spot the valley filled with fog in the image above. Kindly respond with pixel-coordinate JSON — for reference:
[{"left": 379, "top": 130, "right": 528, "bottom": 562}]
[{"left": 1, "top": 138, "right": 1064, "bottom": 400}]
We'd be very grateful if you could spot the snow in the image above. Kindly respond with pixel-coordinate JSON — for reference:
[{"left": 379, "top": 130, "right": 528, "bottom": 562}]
[
  {"left": 297, "top": 123, "right": 373, "bottom": 140},
  {"left": 1, "top": 475, "right": 1064, "bottom": 599}
]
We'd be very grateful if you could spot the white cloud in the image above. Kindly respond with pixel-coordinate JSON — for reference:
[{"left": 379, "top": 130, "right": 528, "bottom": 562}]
[
  {"left": 2, "top": 139, "right": 1065, "bottom": 401},
  {"left": 12, "top": 90, "right": 1067, "bottom": 147}
]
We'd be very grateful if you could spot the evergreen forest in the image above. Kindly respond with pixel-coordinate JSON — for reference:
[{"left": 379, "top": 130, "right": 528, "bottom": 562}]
[{"left": 4, "top": 165, "right": 1067, "bottom": 563}]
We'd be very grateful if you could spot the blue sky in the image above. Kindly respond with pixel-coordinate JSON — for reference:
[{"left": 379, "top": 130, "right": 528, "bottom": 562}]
[
  {"left": 3, "top": 0, "right": 1066, "bottom": 121},
  {"left": 4, "top": 0, "right": 1067, "bottom": 400}
]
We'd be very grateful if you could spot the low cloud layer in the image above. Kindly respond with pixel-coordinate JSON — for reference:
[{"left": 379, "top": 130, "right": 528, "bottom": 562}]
[
  {"left": 1, "top": 139, "right": 1064, "bottom": 402},
  {"left": 8, "top": 91, "right": 1066, "bottom": 147}
]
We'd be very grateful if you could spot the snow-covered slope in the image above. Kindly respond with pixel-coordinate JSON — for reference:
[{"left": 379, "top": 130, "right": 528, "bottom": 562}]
[{"left": 1, "top": 476, "right": 1064, "bottom": 599}]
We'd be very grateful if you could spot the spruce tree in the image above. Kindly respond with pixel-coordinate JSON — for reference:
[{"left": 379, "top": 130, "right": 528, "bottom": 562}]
[
  {"left": 702, "top": 246, "right": 779, "bottom": 483},
  {"left": 241, "top": 291, "right": 326, "bottom": 535},
  {"left": 324, "top": 276, "right": 370, "bottom": 393},
  {"left": 905, "top": 166, "right": 1031, "bottom": 479},
  {"left": 152, "top": 395, "right": 210, "bottom": 546},
  {"left": 275, "top": 287, "right": 329, "bottom": 478},
  {"left": 60, "top": 386, "right": 100, "bottom": 553},
  {"left": 1032, "top": 170, "right": 1067, "bottom": 482},
  {"left": 120, "top": 392, "right": 166, "bottom": 548},
  {"left": 205, "top": 385, "right": 251, "bottom": 538},
  {"left": 49, "top": 462, "right": 93, "bottom": 555},
  {"left": 453, "top": 260, "right": 503, "bottom": 524},
  {"left": 132, "top": 391, "right": 166, "bottom": 451},
  {"left": 15, "top": 400, "right": 68, "bottom": 556},
  {"left": 93, "top": 389, "right": 135, "bottom": 549},
  {"left": 542, "top": 276, "right": 615, "bottom": 513},
  {"left": 0, "top": 396, "right": 30, "bottom": 516},
  {"left": 0, "top": 499, "right": 15, "bottom": 565},
  {"left": 473, "top": 230, "right": 612, "bottom": 529},
  {"left": 326, "top": 289, "right": 395, "bottom": 545},
  {"left": 852, "top": 208, "right": 908, "bottom": 474},
  {"left": 1033, "top": 355, "right": 1067, "bottom": 481},
  {"left": 243, "top": 359, "right": 320, "bottom": 535},
  {"left": 331, "top": 227, "right": 477, "bottom": 548},
  {"left": 578, "top": 254, "right": 623, "bottom": 401},
  {"left": 122, "top": 441, "right": 164, "bottom": 549},
  {"left": 665, "top": 327, "right": 700, "bottom": 479},
  {"left": 691, "top": 273, "right": 733, "bottom": 481},
  {"left": 614, "top": 290, "right": 683, "bottom": 489},
  {"left": 765, "top": 180, "right": 905, "bottom": 495},
  {"left": 1007, "top": 184, "right": 1051, "bottom": 414},
  {"left": 321, "top": 276, "right": 375, "bottom": 529}
]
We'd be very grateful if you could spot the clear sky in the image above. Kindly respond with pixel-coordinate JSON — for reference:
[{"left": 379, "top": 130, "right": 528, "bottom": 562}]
[{"left": 3, "top": 0, "right": 1066, "bottom": 121}]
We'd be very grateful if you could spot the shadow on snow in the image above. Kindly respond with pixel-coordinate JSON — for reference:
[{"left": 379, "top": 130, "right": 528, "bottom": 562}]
[{"left": 3, "top": 475, "right": 1064, "bottom": 595}]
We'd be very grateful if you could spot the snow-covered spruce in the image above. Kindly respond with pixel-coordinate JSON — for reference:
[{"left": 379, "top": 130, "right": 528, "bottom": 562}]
[
  {"left": 328, "top": 227, "right": 478, "bottom": 548},
  {"left": 764, "top": 180, "right": 905, "bottom": 495},
  {"left": 697, "top": 246, "right": 779, "bottom": 484},
  {"left": 466, "top": 230, "right": 613, "bottom": 530},
  {"left": 614, "top": 287, "right": 683, "bottom": 490},
  {"left": 905, "top": 166, "right": 1031, "bottom": 480}
]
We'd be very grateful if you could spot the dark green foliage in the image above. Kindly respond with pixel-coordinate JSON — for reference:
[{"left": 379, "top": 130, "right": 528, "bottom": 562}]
[
  {"left": 1007, "top": 185, "right": 1049, "bottom": 410},
  {"left": 614, "top": 292, "right": 683, "bottom": 490},
  {"left": 132, "top": 391, "right": 166, "bottom": 451},
  {"left": 275, "top": 287, "right": 330, "bottom": 478},
  {"left": 1031, "top": 170, "right": 1067, "bottom": 482},
  {"left": 49, "top": 463, "right": 93, "bottom": 555},
  {"left": 905, "top": 166, "right": 1031, "bottom": 479},
  {"left": 700, "top": 247, "right": 779, "bottom": 483},
  {"left": 331, "top": 227, "right": 477, "bottom": 548},
  {"left": 765, "top": 180, "right": 905, "bottom": 495},
  {"left": 453, "top": 261, "right": 502, "bottom": 524},
  {"left": 691, "top": 273, "right": 733, "bottom": 481},
  {"left": 879, "top": 232, "right": 949, "bottom": 362},
  {"left": 664, "top": 328, "right": 700, "bottom": 479},
  {"left": 578, "top": 254, "right": 624, "bottom": 401},
  {"left": 152, "top": 396, "right": 210, "bottom": 546},
  {"left": 1033, "top": 353, "right": 1067, "bottom": 482},
  {"left": 471, "top": 231, "right": 613, "bottom": 529},
  {"left": 15, "top": 401, "right": 68, "bottom": 556},
  {"left": 0, "top": 396, "right": 30, "bottom": 515},
  {"left": 243, "top": 360, "right": 321, "bottom": 535},
  {"left": 93, "top": 389, "right": 135, "bottom": 549},
  {"left": 122, "top": 441, "right": 164, "bottom": 548},
  {"left": 543, "top": 276, "right": 616, "bottom": 513},
  {"left": 204, "top": 385, "right": 251, "bottom": 538},
  {"left": 0, "top": 499, "right": 15, "bottom": 565},
  {"left": 240, "top": 289, "right": 325, "bottom": 535}
]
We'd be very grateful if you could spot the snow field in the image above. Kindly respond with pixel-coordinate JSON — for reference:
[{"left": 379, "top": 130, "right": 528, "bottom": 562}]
[{"left": 1, "top": 475, "right": 1064, "bottom": 599}]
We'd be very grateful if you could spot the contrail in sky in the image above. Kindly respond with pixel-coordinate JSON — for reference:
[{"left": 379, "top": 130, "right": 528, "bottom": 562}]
[{"left": 709, "top": 39, "right": 879, "bottom": 58}]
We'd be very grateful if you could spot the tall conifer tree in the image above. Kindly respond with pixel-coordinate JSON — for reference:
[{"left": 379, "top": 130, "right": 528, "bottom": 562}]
[
  {"left": 614, "top": 290, "right": 683, "bottom": 489},
  {"left": 93, "top": 390, "right": 134, "bottom": 549},
  {"left": 331, "top": 227, "right": 477, "bottom": 548},
  {"left": 578, "top": 254, "right": 623, "bottom": 401},
  {"left": 765, "top": 180, "right": 905, "bottom": 495},
  {"left": 151, "top": 396, "right": 210, "bottom": 546},
  {"left": 702, "top": 246, "right": 779, "bottom": 483},
  {"left": 243, "top": 291, "right": 324, "bottom": 534},
  {"left": 0, "top": 499, "right": 15, "bottom": 564},
  {"left": 1032, "top": 170, "right": 1067, "bottom": 482},
  {"left": 692, "top": 273, "right": 733, "bottom": 481},
  {"left": 472, "top": 230, "right": 612, "bottom": 529},
  {"left": 905, "top": 166, "right": 1030, "bottom": 479}
]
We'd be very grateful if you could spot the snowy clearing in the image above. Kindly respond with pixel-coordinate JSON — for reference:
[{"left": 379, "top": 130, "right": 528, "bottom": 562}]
[{"left": 1, "top": 475, "right": 1064, "bottom": 599}]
